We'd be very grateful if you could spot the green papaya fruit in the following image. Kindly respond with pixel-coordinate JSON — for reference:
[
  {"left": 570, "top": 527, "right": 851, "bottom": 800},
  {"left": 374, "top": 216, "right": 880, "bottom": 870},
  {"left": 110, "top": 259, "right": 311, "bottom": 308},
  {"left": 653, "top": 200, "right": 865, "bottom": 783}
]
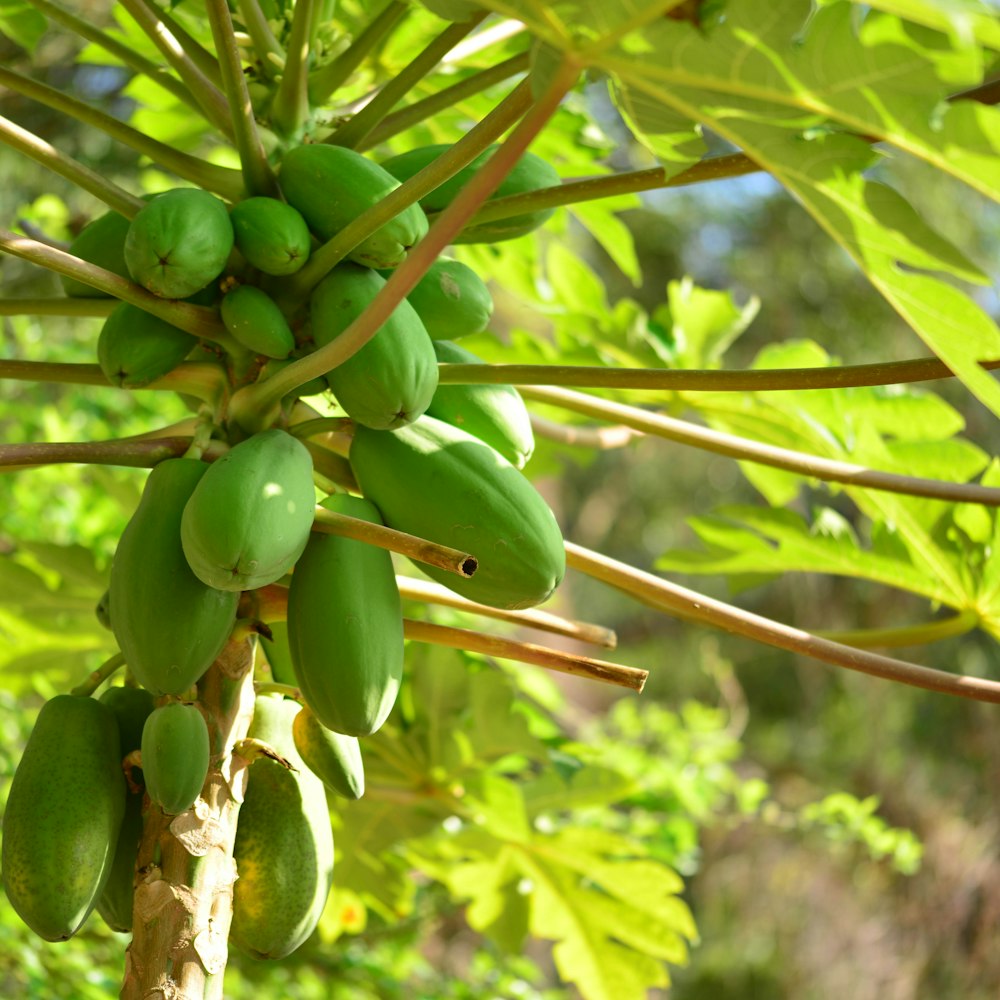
[
  {"left": 110, "top": 458, "right": 240, "bottom": 696},
  {"left": 403, "top": 256, "right": 493, "bottom": 339},
  {"left": 1, "top": 694, "right": 126, "bottom": 941},
  {"left": 141, "top": 702, "right": 210, "bottom": 815},
  {"left": 125, "top": 188, "right": 234, "bottom": 298},
  {"left": 380, "top": 144, "right": 560, "bottom": 243},
  {"left": 221, "top": 285, "right": 295, "bottom": 359},
  {"left": 287, "top": 493, "right": 403, "bottom": 736},
  {"left": 350, "top": 416, "right": 565, "bottom": 609},
  {"left": 229, "top": 197, "right": 311, "bottom": 276},
  {"left": 292, "top": 706, "right": 364, "bottom": 800},
  {"left": 94, "top": 684, "right": 154, "bottom": 933},
  {"left": 180, "top": 429, "right": 316, "bottom": 592},
  {"left": 95, "top": 588, "right": 112, "bottom": 630},
  {"left": 61, "top": 210, "right": 132, "bottom": 297},
  {"left": 310, "top": 263, "right": 438, "bottom": 429},
  {"left": 427, "top": 340, "right": 534, "bottom": 468},
  {"left": 231, "top": 695, "right": 334, "bottom": 960},
  {"left": 279, "top": 144, "right": 428, "bottom": 269},
  {"left": 261, "top": 619, "right": 297, "bottom": 686},
  {"left": 98, "top": 302, "right": 198, "bottom": 388}
]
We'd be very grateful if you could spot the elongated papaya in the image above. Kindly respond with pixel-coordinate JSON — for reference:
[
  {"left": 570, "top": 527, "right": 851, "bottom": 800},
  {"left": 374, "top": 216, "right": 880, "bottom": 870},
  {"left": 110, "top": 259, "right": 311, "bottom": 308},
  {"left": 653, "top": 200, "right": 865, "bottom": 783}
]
[
  {"left": 427, "top": 340, "right": 534, "bottom": 468},
  {"left": 287, "top": 493, "right": 403, "bottom": 736},
  {"left": 110, "top": 458, "right": 240, "bottom": 696},
  {"left": 141, "top": 702, "right": 210, "bottom": 815},
  {"left": 229, "top": 197, "right": 311, "bottom": 276},
  {"left": 350, "top": 416, "right": 565, "bottom": 609},
  {"left": 2, "top": 694, "right": 126, "bottom": 941},
  {"left": 125, "top": 188, "right": 234, "bottom": 298},
  {"left": 95, "top": 685, "right": 154, "bottom": 933},
  {"left": 98, "top": 302, "right": 197, "bottom": 388},
  {"left": 61, "top": 210, "right": 132, "bottom": 297},
  {"left": 292, "top": 706, "right": 364, "bottom": 800},
  {"left": 380, "top": 144, "right": 560, "bottom": 243},
  {"left": 232, "top": 695, "right": 334, "bottom": 960},
  {"left": 310, "top": 263, "right": 438, "bottom": 429},
  {"left": 401, "top": 256, "right": 493, "bottom": 339},
  {"left": 279, "top": 144, "right": 428, "bottom": 269},
  {"left": 221, "top": 285, "right": 295, "bottom": 359},
  {"left": 180, "top": 429, "right": 316, "bottom": 592},
  {"left": 261, "top": 619, "right": 297, "bottom": 686}
]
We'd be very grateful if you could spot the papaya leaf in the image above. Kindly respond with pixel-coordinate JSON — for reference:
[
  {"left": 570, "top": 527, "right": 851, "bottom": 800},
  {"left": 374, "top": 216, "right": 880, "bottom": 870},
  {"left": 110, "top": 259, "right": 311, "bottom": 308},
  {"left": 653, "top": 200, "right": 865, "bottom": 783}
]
[
  {"left": 0, "top": 0, "right": 47, "bottom": 53},
  {"left": 859, "top": 0, "right": 1000, "bottom": 51},
  {"left": 522, "top": 760, "right": 639, "bottom": 816}
]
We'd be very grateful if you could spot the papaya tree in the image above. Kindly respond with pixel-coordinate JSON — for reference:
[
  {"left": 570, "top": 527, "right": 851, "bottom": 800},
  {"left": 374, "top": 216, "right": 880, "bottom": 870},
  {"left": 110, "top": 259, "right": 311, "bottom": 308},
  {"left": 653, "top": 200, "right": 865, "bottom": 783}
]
[{"left": 0, "top": 1, "right": 998, "bottom": 997}]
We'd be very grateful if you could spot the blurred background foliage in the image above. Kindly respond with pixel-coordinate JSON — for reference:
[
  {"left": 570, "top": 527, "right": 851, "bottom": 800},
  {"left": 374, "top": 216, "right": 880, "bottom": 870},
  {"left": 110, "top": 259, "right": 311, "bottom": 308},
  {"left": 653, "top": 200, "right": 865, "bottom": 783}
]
[{"left": 1, "top": 5, "right": 999, "bottom": 998}]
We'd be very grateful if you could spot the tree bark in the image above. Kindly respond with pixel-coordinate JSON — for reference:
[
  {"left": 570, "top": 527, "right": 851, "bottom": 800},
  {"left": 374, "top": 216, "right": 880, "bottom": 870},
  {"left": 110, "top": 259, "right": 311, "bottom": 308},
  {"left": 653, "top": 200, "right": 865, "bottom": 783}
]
[{"left": 121, "top": 637, "right": 257, "bottom": 1000}]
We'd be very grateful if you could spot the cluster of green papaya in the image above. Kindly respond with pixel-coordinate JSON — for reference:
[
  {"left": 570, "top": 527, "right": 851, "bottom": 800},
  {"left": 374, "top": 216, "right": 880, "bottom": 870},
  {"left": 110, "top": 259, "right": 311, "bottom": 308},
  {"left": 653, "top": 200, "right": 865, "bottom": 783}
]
[{"left": 5, "top": 136, "right": 567, "bottom": 954}]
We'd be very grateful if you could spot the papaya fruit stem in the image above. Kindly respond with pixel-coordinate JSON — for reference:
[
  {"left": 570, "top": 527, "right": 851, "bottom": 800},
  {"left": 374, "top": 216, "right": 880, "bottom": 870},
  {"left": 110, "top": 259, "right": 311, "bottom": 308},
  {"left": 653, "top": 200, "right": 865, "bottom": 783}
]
[
  {"left": 325, "top": 14, "right": 488, "bottom": 151},
  {"left": 287, "top": 416, "right": 354, "bottom": 438},
  {"left": 69, "top": 652, "right": 126, "bottom": 697},
  {"left": 402, "top": 618, "right": 648, "bottom": 692},
  {"left": 307, "top": 1, "right": 410, "bottom": 105},
  {"left": 301, "top": 440, "right": 358, "bottom": 491},
  {"left": 520, "top": 384, "right": 1000, "bottom": 507},
  {"left": 395, "top": 576, "right": 618, "bottom": 649},
  {"left": 269, "top": 0, "right": 318, "bottom": 139},
  {"left": 235, "top": 0, "right": 285, "bottom": 81},
  {"left": 0, "top": 114, "right": 145, "bottom": 219},
  {"left": 232, "top": 736, "right": 297, "bottom": 769},
  {"left": 438, "top": 357, "right": 1000, "bottom": 391},
  {"left": 118, "top": 0, "right": 236, "bottom": 139},
  {"left": 360, "top": 50, "right": 531, "bottom": 151},
  {"left": 205, "top": 0, "right": 281, "bottom": 197},
  {"left": 20, "top": 0, "right": 201, "bottom": 112},
  {"left": 0, "top": 68, "right": 245, "bottom": 201},
  {"left": 252, "top": 682, "right": 303, "bottom": 702},
  {"left": 0, "top": 230, "right": 228, "bottom": 341},
  {"left": 563, "top": 541, "right": 1000, "bottom": 705},
  {"left": 312, "top": 506, "right": 478, "bottom": 578}
]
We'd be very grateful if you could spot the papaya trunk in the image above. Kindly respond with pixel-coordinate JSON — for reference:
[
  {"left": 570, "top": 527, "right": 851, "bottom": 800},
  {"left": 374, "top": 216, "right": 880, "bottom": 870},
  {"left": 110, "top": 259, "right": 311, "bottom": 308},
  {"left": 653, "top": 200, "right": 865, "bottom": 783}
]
[{"left": 121, "top": 637, "right": 257, "bottom": 1000}]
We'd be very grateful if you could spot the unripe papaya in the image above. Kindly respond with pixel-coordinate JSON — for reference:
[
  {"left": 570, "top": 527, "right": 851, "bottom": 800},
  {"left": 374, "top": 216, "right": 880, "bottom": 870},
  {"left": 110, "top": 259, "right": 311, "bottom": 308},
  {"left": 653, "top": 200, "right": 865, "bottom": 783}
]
[
  {"left": 261, "top": 619, "right": 297, "bottom": 686},
  {"left": 110, "top": 458, "right": 240, "bottom": 696},
  {"left": 141, "top": 703, "right": 210, "bottom": 815},
  {"left": 221, "top": 285, "right": 295, "bottom": 359},
  {"left": 292, "top": 706, "right": 364, "bottom": 800},
  {"left": 287, "top": 493, "right": 403, "bottom": 736},
  {"left": 310, "top": 263, "right": 438, "bottom": 429},
  {"left": 232, "top": 696, "right": 334, "bottom": 960},
  {"left": 180, "top": 429, "right": 316, "bottom": 592},
  {"left": 125, "top": 188, "right": 234, "bottom": 298},
  {"left": 1, "top": 694, "right": 126, "bottom": 941},
  {"left": 279, "top": 144, "right": 428, "bottom": 269},
  {"left": 95, "top": 589, "right": 112, "bottom": 630},
  {"left": 427, "top": 340, "right": 534, "bottom": 468},
  {"left": 403, "top": 256, "right": 493, "bottom": 339},
  {"left": 350, "top": 416, "right": 565, "bottom": 609},
  {"left": 98, "top": 302, "right": 197, "bottom": 388},
  {"left": 229, "top": 197, "right": 311, "bottom": 276},
  {"left": 94, "top": 685, "right": 155, "bottom": 933},
  {"left": 380, "top": 144, "right": 560, "bottom": 243},
  {"left": 61, "top": 210, "right": 132, "bottom": 297}
]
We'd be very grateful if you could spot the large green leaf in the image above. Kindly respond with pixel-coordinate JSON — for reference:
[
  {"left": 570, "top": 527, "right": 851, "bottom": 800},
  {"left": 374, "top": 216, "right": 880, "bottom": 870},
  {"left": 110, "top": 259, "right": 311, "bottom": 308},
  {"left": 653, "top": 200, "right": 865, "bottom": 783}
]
[{"left": 0, "top": 0, "right": 46, "bottom": 53}]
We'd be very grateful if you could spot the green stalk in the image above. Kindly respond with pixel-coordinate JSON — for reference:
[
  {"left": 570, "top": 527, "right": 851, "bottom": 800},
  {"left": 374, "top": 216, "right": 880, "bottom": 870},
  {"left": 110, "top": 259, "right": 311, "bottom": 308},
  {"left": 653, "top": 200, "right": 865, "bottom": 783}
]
[
  {"left": 817, "top": 610, "right": 979, "bottom": 649},
  {"left": 521, "top": 384, "right": 1000, "bottom": 507},
  {"left": 0, "top": 298, "right": 117, "bottom": 317},
  {"left": 438, "top": 357, "right": 1000, "bottom": 391},
  {"left": 236, "top": 0, "right": 285, "bottom": 79},
  {"left": 325, "top": 14, "right": 488, "bottom": 150},
  {"left": 118, "top": 0, "right": 235, "bottom": 138},
  {"left": 144, "top": 0, "right": 225, "bottom": 89},
  {"left": 565, "top": 541, "right": 1000, "bottom": 705},
  {"left": 70, "top": 653, "right": 126, "bottom": 697},
  {"left": 360, "top": 50, "right": 531, "bottom": 150},
  {"left": 0, "top": 115, "right": 144, "bottom": 218},
  {"left": 282, "top": 78, "right": 533, "bottom": 302},
  {"left": 239, "top": 62, "right": 580, "bottom": 411},
  {"left": 270, "top": 0, "right": 319, "bottom": 139},
  {"left": 0, "top": 68, "right": 244, "bottom": 200},
  {"left": 22, "top": 0, "right": 199, "bottom": 112},
  {"left": 0, "top": 230, "right": 227, "bottom": 340},
  {"left": 205, "top": 0, "right": 279, "bottom": 196},
  {"left": 0, "top": 437, "right": 205, "bottom": 470},
  {"left": 307, "top": 1, "right": 409, "bottom": 105}
]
